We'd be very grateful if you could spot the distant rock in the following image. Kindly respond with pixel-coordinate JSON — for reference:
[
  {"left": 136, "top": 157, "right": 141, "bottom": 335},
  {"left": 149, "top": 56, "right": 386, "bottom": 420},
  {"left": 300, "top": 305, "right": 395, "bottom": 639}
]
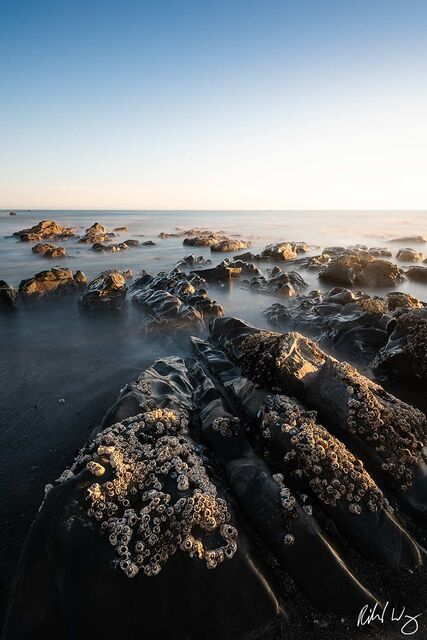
[
  {"left": 13, "top": 220, "right": 76, "bottom": 242},
  {"left": 79, "top": 222, "right": 115, "bottom": 244},
  {"left": 388, "top": 235, "right": 427, "bottom": 244},
  {"left": 210, "top": 239, "right": 250, "bottom": 252},
  {"left": 114, "top": 226, "right": 128, "bottom": 232},
  {"left": 176, "top": 254, "right": 211, "bottom": 268},
  {"left": 9, "top": 211, "right": 16, "bottom": 216},
  {"left": 19, "top": 268, "right": 85, "bottom": 301},
  {"left": 32, "top": 243, "right": 67, "bottom": 259},
  {"left": 396, "top": 248, "right": 424, "bottom": 262},
  {"left": 0, "top": 280, "right": 19, "bottom": 310}
]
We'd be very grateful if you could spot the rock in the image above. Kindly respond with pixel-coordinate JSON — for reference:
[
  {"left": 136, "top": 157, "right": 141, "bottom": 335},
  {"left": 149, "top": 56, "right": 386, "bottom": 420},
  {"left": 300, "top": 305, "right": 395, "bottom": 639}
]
[
  {"left": 261, "top": 242, "right": 298, "bottom": 261},
  {"left": 32, "top": 243, "right": 67, "bottom": 259},
  {"left": 0, "top": 280, "right": 19, "bottom": 310},
  {"left": 73, "top": 270, "right": 88, "bottom": 287},
  {"left": 79, "top": 271, "right": 127, "bottom": 310},
  {"left": 159, "top": 227, "right": 217, "bottom": 239},
  {"left": 291, "top": 254, "right": 330, "bottom": 271},
  {"left": 91, "top": 241, "right": 129, "bottom": 252},
  {"left": 176, "top": 254, "right": 211, "bottom": 268},
  {"left": 122, "top": 269, "right": 133, "bottom": 280},
  {"left": 263, "top": 289, "right": 392, "bottom": 363},
  {"left": 373, "top": 308, "right": 427, "bottom": 387},
  {"left": 9, "top": 211, "right": 16, "bottom": 216},
  {"left": 2, "top": 358, "right": 281, "bottom": 640},
  {"left": 385, "top": 291, "right": 423, "bottom": 310},
  {"left": 193, "top": 336, "right": 421, "bottom": 572},
  {"left": 210, "top": 239, "right": 250, "bottom": 252},
  {"left": 78, "top": 222, "right": 115, "bottom": 244},
  {"left": 210, "top": 316, "right": 427, "bottom": 518},
  {"left": 388, "top": 235, "right": 427, "bottom": 244},
  {"left": 131, "top": 268, "right": 223, "bottom": 327},
  {"left": 13, "top": 220, "right": 76, "bottom": 242},
  {"left": 243, "top": 268, "right": 307, "bottom": 297},
  {"left": 191, "top": 262, "right": 242, "bottom": 281},
  {"left": 319, "top": 255, "right": 405, "bottom": 288},
  {"left": 19, "top": 268, "right": 83, "bottom": 301},
  {"left": 396, "top": 248, "right": 424, "bottom": 262},
  {"left": 114, "top": 226, "right": 128, "bottom": 232},
  {"left": 405, "top": 266, "right": 427, "bottom": 283},
  {"left": 142, "top": 240, "right": 156, "bottom": 246},
  {"left": 368, "top": 247, "right": 392, "bottom": 257}
]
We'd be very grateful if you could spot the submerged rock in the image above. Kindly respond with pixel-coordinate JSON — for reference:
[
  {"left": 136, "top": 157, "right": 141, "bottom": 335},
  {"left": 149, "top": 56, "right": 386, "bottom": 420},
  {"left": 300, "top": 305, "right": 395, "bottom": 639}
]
[
  {"left": 0, "top": 280, "right": 19, "bottom": 310},
  {"left": 79, "top": 271, "right": 127, "bottom": 310},
  {"left": 389, "top": 235, "right": 427, "bottom": 244},
  {"left": 13, "top": 220, "right": 76, "bottom": 242},
  {"left": 19, "top": 268, "right": 85, "bottom": 301},
  {"left": 320, "top": 254, "right": 405, "bottom": 288},
  {"left": 396, "top": 248, "right": 424, "bottom": 262},
  {"left": 406, "top": 266, "right": 427, "bottom": 283},
  {"left": 32, "top": 243, "right": 67, "bottom": 258}
]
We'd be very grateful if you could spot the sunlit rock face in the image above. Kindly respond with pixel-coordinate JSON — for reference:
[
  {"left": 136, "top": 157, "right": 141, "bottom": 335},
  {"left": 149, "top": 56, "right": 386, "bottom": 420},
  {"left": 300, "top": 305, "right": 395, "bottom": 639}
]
[
  {"left": 13, "top": 219, "right": 76, "bottom": 242},
  {"left": 319, "top": 254, "right": 405, "bottom": 288},
  {"left": 19, "top": 268, "right": 85, "bottom": 301}
]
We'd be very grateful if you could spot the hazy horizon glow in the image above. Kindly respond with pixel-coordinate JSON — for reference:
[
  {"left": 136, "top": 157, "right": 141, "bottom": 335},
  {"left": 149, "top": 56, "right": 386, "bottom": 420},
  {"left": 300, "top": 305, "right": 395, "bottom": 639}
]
[{"left": 1, "top": 0, "right": 427, "bottom": 210}]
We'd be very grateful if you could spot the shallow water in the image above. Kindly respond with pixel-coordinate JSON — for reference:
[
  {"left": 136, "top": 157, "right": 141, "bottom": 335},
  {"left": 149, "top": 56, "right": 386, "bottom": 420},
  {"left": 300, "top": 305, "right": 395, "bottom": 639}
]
[{"left": 0, "top": 209, "right": 427, "bottom": 611}]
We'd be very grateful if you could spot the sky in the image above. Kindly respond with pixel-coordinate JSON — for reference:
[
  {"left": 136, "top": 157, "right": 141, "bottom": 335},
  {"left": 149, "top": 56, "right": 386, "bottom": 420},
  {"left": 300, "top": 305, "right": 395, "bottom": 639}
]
[{"left": 0, "top": 0, "right": 426, "bottom": 210}]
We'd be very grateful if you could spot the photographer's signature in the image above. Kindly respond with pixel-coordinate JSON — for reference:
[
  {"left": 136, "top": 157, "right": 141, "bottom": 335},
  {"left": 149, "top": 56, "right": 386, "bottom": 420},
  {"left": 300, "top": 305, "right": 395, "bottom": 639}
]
[{"left": 357, "top": 601, "right": 422, "bottom": 635}]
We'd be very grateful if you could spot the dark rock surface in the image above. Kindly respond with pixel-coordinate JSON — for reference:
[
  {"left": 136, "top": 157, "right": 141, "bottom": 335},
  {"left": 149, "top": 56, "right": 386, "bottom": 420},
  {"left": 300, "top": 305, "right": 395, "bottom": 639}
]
[
  {"left": 243, "top": 267, "right": 308, "bottom": 297},
  {"left": 0, "top": 280, "right": 19, "bottom": 310}
]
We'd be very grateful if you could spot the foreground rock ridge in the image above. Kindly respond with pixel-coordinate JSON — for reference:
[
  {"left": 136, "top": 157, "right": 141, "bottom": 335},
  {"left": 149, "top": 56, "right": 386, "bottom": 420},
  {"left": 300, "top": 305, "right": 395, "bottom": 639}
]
[{"left": 4, "top": 314, "right": 426, "bottom": 639}]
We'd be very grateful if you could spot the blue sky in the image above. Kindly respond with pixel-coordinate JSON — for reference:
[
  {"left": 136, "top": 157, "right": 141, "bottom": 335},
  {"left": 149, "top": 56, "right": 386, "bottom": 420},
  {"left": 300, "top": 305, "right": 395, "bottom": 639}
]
[{"left": 1, "top": 0, "right": 426, "bottom": 209}]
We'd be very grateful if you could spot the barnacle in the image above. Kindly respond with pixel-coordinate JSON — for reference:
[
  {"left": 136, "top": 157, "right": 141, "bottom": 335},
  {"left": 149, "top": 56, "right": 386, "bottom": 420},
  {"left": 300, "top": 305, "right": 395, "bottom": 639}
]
[
  {"left": 261, "top": 395, "right": 387, "bottom": 513},
  {"left": 54, "top": 407, "right": 238, "bottom": 578}
]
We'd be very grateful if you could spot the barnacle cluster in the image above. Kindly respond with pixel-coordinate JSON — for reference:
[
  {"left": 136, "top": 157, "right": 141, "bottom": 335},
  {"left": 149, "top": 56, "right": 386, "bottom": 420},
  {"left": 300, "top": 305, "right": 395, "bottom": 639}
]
[
  {"left": 239, "top": 331, "right": 324, "bottom": 388},
  {"left": 333, "top": 360, "right": 427, "bottom": 490},
  {"left": 262, "top": 395, "right": 387, "bottom": 514},
  {"left": 55, "top": 407, "right": 238, "bottom": 578},
  {"left": 356, "top": 297, "right": 387, "bottom": 315},
  {"left": 391, "top": 308, "right": 427, "bottom": 379},
  {"left": 212, "top": 416, "right": 239, "bottom": 438},
  {"left": 271, "top": 473, "right": 298, "bottom": 521}
]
